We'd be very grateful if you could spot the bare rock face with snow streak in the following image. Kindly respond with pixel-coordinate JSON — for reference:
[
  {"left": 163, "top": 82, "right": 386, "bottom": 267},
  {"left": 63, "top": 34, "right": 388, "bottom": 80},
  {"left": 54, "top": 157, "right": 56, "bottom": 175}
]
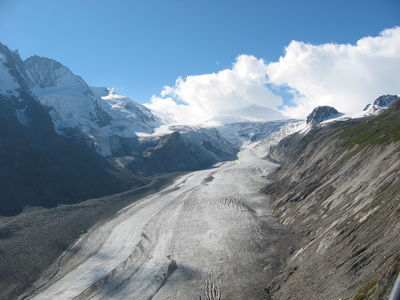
[
  {"left": 306, "top": 105, "right": 343, "bottom": 124},
  {"left": 363, "top": 94, "right": 399, "bottom": 116}
]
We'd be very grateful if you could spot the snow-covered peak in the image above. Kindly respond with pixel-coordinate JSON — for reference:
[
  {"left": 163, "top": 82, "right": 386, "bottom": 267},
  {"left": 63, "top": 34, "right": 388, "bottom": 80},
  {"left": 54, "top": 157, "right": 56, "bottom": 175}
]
[
  {"left": 100, "top": 88, "right": 154, "bottom": 120},
  {"left": 94, "top": 87, "right": 163, "bottom": 138},
  {"left": 306, "top": 106, "right": 343, "bottom": 124},
  {"left": 24, "top": 55, "right": 94, "bottom": 96},
  {"left": 363, "top": 94, "right": 399, "bottom": 116},
  {"left": 1, "top": 44, "right": 165, "bottom": 157},
  {"left": 24, "top": 55, "right": 65, "bottom": 88}
]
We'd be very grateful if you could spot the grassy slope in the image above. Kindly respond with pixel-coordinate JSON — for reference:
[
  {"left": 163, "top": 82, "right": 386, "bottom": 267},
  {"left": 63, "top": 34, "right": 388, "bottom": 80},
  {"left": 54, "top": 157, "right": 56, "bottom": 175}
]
[{"left": 341, "top": 99, "right": 400, "bottom": 148}]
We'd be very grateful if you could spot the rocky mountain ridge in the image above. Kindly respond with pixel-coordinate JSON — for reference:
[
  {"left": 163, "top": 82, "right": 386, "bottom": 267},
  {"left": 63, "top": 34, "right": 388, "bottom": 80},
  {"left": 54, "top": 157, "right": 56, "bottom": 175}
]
[
  {"left": 364, "top": 94, "right": 399, "bottom": 116},
  {"left": 264, "top": 98, "right": 400, "bottom": 300},
  {"left": 22, "top": 54, "right": 162, "bottom": 157}
]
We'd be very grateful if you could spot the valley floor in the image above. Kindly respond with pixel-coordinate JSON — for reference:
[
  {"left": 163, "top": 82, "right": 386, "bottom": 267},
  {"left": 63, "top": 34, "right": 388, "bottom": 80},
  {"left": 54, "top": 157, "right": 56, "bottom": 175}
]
[{"left": 19, "top": 145, "right": 292, "bottom": 300}]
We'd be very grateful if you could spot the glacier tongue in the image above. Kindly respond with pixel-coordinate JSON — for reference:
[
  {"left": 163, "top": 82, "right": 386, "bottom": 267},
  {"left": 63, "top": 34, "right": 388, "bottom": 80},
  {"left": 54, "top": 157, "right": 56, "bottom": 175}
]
[{"left": 25, "top": 142, "right": 291, "bottom": 300}]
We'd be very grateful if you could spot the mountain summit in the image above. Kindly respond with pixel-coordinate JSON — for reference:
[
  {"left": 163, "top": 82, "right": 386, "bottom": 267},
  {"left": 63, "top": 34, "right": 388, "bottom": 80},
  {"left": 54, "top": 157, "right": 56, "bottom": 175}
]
[
  {"left": 306, "top": 106, "right": 343, "bottom": 124},
  {"left": 21, "top": 56, "right": 163, "bottom": 156},
  {"left": 363, "top": 94, "right": 399, "bottom": 116}
]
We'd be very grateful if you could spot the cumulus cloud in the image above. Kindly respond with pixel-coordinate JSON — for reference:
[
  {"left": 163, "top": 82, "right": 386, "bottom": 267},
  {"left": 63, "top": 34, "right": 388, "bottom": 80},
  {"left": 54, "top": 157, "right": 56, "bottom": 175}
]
[
  {"left": 146, "top": 27, "right": 400, "bottom": 123},
  {"left": 145, "top": 55, "right": 283, "bottom": 124},
  {"left": 267, "top": 27, "right": 400, "bottom": 118}
]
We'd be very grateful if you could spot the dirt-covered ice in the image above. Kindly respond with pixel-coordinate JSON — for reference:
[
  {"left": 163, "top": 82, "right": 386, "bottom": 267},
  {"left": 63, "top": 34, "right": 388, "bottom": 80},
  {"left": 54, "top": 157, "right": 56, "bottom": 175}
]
[{"left": 24, "top": 144, "right": 292, "bottom": 300}]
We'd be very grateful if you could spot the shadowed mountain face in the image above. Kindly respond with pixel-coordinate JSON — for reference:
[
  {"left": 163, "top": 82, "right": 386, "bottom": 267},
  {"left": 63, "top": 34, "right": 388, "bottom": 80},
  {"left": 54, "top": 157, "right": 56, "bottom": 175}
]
[
  {"left": 142, "top": 131, "right": 203, "bottom": 172},
  {"left": 264, "top": 99, "right": 400, "bottom": 300},
  {"left": 0, "top": 49, "right": 129, "bottom": 215}
]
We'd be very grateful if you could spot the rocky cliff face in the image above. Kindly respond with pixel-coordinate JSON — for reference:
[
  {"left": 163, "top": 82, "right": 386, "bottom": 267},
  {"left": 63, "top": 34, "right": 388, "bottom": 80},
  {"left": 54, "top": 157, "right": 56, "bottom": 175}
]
[{"left": 264, "top": 99, "right": 400, "bottom": 300}]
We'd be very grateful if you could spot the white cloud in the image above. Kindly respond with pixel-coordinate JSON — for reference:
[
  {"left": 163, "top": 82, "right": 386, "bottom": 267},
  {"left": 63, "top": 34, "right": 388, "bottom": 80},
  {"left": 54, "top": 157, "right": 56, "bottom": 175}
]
[
  {"left": 267, "top": 27, "right": 400, "bottom": 118},
  {"left": 146, "top": 27, "right": 400, "bottom": 123},
  {"left": 145, "top": 55, "right": 283, "bottom": 124}
]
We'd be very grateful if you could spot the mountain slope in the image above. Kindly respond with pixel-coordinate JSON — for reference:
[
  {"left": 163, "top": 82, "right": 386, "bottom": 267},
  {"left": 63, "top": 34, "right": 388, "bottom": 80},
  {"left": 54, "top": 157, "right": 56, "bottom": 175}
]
[
  {"left": 264, "top": 99, "right": 400, "bottom": 300},
  {"left": 0, "top": 42, "right": 132, "bottom": 216}
]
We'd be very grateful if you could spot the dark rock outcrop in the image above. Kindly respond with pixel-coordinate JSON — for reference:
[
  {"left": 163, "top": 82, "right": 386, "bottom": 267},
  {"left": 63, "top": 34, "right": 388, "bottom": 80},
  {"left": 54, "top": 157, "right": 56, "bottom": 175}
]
[
  {"left": 373, "top": 94, "right": 398, "bottom": 107},
  {"left": 121, "top": 131, "right": 205, "bottom": 175},
  {"left": 0, "top": 91, "right": 129, "bottom": 216},
  {"left": 145, "top": 131, "right": 200, "bottom": 172},
  {"left": 306, "top": 105, "right": 343, "bottom": 124}
]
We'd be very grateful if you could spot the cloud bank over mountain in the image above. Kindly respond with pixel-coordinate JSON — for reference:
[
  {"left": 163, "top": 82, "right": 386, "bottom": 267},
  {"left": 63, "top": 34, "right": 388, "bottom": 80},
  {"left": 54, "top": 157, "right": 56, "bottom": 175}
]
[
  {"left": 268, "top": 26, "right": 400, "bottom": 118},
  {"left": 146, "top": 27, "right": 400, "bottom": 122},
  {"left": 146, "top": 55, "right": 282, "bottom": 124}
]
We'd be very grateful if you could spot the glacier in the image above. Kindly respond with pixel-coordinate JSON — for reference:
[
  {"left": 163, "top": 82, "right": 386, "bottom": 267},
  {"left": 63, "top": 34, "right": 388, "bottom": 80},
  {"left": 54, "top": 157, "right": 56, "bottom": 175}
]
[{"left": 22, "top": 133, "right": 293, "bottom": 300}]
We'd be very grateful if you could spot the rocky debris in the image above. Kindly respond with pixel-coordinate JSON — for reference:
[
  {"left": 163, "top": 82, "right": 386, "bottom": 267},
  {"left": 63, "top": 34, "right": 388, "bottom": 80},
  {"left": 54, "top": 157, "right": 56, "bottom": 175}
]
[{"left": 306, "top": 105, "right": 343, "bottom": 124}]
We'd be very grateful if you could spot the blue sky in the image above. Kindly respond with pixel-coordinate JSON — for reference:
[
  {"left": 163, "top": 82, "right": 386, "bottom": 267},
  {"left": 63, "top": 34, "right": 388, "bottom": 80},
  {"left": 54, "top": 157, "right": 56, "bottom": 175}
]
[{"left": 1, "top": 0, "right": 399, "bottom": 120}]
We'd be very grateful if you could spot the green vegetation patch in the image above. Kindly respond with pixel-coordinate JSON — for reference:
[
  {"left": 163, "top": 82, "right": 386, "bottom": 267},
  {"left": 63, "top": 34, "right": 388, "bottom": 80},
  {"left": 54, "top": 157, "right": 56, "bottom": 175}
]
[
  {"left": 340, "top": 104, "right": 400, "bottom": 149},
  {"left": 352, "top": 279, "right": 378, "bottom": 300}
]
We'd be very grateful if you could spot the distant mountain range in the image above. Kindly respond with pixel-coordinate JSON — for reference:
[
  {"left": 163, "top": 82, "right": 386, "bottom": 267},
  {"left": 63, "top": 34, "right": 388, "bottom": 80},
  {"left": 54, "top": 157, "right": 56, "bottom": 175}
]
[
  {"left": 1, "top": 41, "right": 398, "bottom": 216},
  {"left": 0, "top": 42, "right": 289, "bottom": 215}
]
